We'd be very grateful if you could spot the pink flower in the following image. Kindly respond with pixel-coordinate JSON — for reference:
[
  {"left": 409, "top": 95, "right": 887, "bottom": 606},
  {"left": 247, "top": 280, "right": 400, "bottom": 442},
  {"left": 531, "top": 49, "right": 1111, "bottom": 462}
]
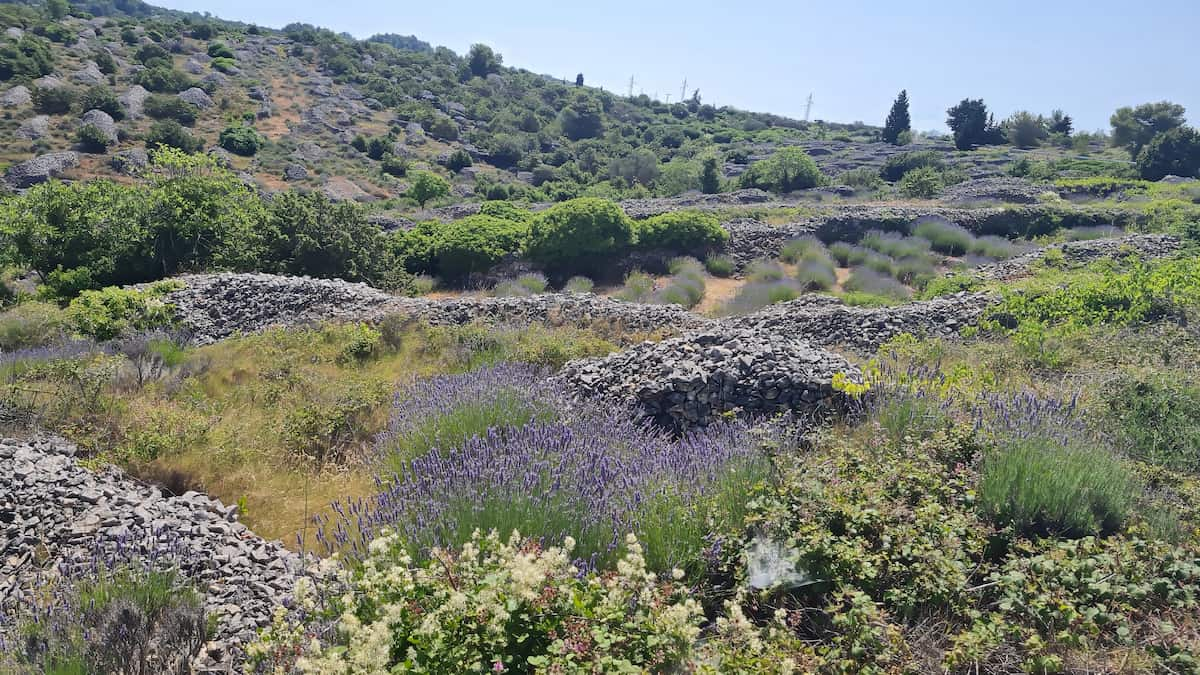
[{"left": 492, "top": 660, "right": 506, "bottom": 672}]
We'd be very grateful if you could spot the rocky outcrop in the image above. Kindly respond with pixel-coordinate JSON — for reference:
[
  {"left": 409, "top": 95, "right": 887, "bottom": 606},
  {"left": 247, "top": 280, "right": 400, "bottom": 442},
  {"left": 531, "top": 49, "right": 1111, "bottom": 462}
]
[
  {"left": 0, "top": 84, "right": 30, "bottom": 107},
  {"left": 941, "top": 177, "right": 1053, "bottom": 204},
  {"left": 178, "top": 87, "right": 214, "bottom": 109},
  {"left": 555, "top": 328, "right": 859, "bottom": 428},
  {"left": 118, "top": 84, "right": 149, "bottom": 118},
  {"left": 80, "top": 108, "right": 118, "bottom": 144},
  {"left": 4, "top": 151, "right": 79, "bottom": 189},
  {"left": 730, "top": 292, "right": 996, "bottom": 353},
  {"left": 15, "top": 114, "right": 50, "bottom": 140},
  {"left": 0, "top": 436, "right": 310, "bottom": 672},
  {"left": 154, "top": 273, "right": 712, "bottom": 345},
  {"left": 971, "top": 233, "right": 1182, "bottom": 281}
]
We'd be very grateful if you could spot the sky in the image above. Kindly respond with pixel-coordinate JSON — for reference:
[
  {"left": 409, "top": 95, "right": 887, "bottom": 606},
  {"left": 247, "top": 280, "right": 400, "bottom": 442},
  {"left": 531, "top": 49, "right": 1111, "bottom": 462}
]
[{"left": 154, "top": 0, "right": 1200, "bottom": 133}]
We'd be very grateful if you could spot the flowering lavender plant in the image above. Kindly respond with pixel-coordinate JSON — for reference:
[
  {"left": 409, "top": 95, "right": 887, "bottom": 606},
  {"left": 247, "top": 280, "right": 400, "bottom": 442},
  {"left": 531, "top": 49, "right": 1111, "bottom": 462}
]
[{"left": 320, "top": 403, "right": 771, "bottom": 571}]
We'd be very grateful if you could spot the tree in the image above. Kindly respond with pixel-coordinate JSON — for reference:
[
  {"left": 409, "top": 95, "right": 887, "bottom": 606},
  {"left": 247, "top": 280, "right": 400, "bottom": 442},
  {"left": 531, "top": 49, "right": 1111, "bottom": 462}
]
[
  {"left": 1110, "top": 101, "right": 1187, "bottom": 158},
  {"left": 46, "top": 0, "right": 69, "bottom": 20},
  {"left": 79, "top": 86, "right": 124, "bottom": 120},
  {"left": 0, "top": 36, "right": 55, "bottom": 82},
  {"left": 526, "top": 198, "right": 634, "bottom": 271},
  {"left": 609, "top": 149, "right": 660, "bottom": 187},
  {"left": 700, "top": 157, "right": 721, "bottom": 194},
  {"left": 219, "top": 125, "right": 264, "bottom": 156},
  {"left": 559, "top": 93, "right": 604, "bottom": 140},
  {"left": 1049, "top": 109, "right": 1073, "bottom": 136},
  {"left": 946, "top": 98, "right": 1003, "bottom": 151},
  {"left": 466, "top": 44, "right": 501, "bottom": 78},
  {"left": 446, "top": 149, "right": 473, "bottom": 173},
  {"left": 408, "top": 171, "right": 450, "bottom": 207},
  {"left": 145, "top": 120, "right": 202, "bottom": 153},
  {"left": 575, "top": 73, "right": 584, "bottom": 87},
  {"left": 263, "top": 191, "right": 394, "bottom": 283},
  {"left": 882, "top": 90, "right": 911, "bottom": 145},
  {"left": 1005, "top": 111, "right": 1048, "bottom": 149},
  {"left": 1136, "top": 126, "right": 1200, "bottom": 181},
  {"left": 433, "top": 215, "right": 527, "bottom": 280}
]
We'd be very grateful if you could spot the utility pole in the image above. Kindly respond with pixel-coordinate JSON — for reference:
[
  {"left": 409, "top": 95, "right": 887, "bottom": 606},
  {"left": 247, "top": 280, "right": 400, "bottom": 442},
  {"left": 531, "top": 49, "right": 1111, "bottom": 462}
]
[
  {"left": 680, "top": 77, "right": 687, "bottom": 103},
  {"left": 804, "top": 93, "right": 814, "bottom": 122},
  {"left": 627, "top": 75, "right": 636, "bottom": 98}
]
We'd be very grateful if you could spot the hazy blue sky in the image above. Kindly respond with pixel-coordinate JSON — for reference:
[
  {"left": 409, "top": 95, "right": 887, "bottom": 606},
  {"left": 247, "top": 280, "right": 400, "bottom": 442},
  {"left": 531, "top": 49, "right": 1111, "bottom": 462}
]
[{"left": 156, "top": 0, "right": 1199, "bottom": 133}]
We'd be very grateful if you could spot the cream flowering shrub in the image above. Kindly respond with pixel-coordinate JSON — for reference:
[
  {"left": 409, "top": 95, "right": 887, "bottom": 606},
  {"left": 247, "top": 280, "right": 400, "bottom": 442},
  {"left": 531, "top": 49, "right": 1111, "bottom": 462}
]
[{"left": 291, "top": 529, "right": 704, "bottom": 673}]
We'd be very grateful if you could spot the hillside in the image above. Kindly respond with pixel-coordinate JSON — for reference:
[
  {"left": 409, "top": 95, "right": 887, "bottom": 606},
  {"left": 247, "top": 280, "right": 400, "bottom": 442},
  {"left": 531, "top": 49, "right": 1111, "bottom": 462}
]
[{"left": 2, "top": 1, "right": 1200, "bottom": 674}]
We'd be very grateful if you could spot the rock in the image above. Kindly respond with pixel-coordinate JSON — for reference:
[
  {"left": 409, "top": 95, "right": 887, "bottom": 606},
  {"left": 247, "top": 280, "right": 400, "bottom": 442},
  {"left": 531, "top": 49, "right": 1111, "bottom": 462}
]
[
  {"left": 31, "top": 75, "right": 64, "bottom": 90},
  {"left": 282, "top": 163, "right": 308, "bottom": 182},
  {"left": 178, "top": 87, "right": 214, "bottom": 109},
  {"left": 4, "top": 27, "right": 23, "bottom": 39},
  {"left": 206, "top": 147, "right": 234, "bottom": 168},
  {"left": 110, "top": 148, "right": 149, "bottom": 174},
  {"left": 16, "top": 114, "right": 50, "bottom": 140},
  {"left": 183, "top": 58, "right": 206, "bottom": 75},
  {"left": 0, "top": 85, "right": 31, "bottom": 107},
  {"left": 320, "top": 177, "right": 373, "bottom": 203},
  {"left": 940, "top": 177, "right": 1051, "bottom": 205},
  {"left": 200, "top": 72, "right": 228, "bottom": 88},
  {"left": 70, "top": 61, "right": 106, "bottom": 85},
  {"left": 79, "top": 109, "right": 118, "bottom": 144},
  {"left": 5, "top": 151, "right": 79, "bottom": 189},
  {"left": 291, "top": 142, "right": 327, "bottom": 163},
  {"left": 118, "top": 85, "right": 149, "bottom": 118}
]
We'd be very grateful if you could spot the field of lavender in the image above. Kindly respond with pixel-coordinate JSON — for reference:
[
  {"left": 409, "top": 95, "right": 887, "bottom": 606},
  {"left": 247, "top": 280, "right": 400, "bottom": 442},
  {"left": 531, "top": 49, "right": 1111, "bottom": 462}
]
[{"left": 2, "top": 240, "right": 1200, "bottom": 673}]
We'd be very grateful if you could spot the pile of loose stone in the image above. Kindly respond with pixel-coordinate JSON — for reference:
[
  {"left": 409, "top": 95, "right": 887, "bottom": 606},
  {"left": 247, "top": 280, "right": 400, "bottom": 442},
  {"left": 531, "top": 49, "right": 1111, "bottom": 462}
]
[
  {"left": 731, "top": 292, "right": 998, "bottom": 354},
  {"left": 157, "top": 273, "right": 713, "bottom": 345},
  {"left": 971, "top": 233, "right": 1182, "bottom": 280},
  {"left": 555, "top": 327, "right": 859, "bottom": 428},
  {"left": 0, "top": 436, "right": 310, "bottom": 673}
]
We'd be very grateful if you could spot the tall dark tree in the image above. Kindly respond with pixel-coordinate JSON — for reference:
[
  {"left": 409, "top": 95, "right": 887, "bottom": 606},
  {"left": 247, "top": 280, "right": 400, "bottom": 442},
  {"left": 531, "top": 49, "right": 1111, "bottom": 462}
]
[
  {"left": 575, "top": 73, "right": 584, "bottom": 87},
  {"left": 882, "top": 90, "right": 911, "bottom": 145},
  {"left": 466, "top": 44, "right": 501, "bottom": 78},
  {"left": 1110, "top": 101, "right": 1187, "bottom": 158},
  {"left": 1049, "top": 109, "right": 1073, "bottom": 136},
  {"left": 700, "top": 157, "right": 721, "bottom": 194},
  {"left": 946, "top": 98, "right": 1001, "bottom": 150},
  {"left": 1136, "top": 126, "right": 1200, "bottom": 181}
]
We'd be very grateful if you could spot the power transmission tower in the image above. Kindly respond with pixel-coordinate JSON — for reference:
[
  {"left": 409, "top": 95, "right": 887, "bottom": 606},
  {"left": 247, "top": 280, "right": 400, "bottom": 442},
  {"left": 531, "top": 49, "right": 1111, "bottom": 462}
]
[
  {"left": 627, "top": 75, "right": 636, "bottom": 98},
  {"left": 804, "top": 93, "right": 814, "bottom": 121},
  {"left": 680, "top": 77, "right": 687, "bottom": 103}
]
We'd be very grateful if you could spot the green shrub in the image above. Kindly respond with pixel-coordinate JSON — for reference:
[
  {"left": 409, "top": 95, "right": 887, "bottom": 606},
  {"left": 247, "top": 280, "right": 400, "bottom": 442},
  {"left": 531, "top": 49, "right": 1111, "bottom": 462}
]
[
  {"left": 264, "top": 191, "right": 396, "bottom": 285},
  {"left": 0, "top": 301, "right": 69, "bottom": 350},
  {"left": 0, "top": 35, "right": 54, "bottom": 82},
  {"left": 779, "top": 235, "right": 826, "bottom": 264},
  {"left": 210, "top": 56, "right": 237, "bottom": 73},
  {"left": 526, "top": 197, "right": 634, "bottom": 271},
  {"left": 433, "top": 215, "right": 527, "bottom": 280},
  {"left": 76, "top": 124, "right": 113, "bottom": 153},
  {"left": 65, "top": 285, "right": 178, "bottom": 341},
  {"left": 1101, "top": 374, "right": 1200, "bottom": 473},
  {"left": 881, "top": 150, "right": 944, "bottom": 182},
  {"left": 32, "top": 84, "right": 75, "bottom": 114},
  {"left": 281, "top": 378, "right": 388, "bottom": 465},
  {"left": 635, "top": 211, "right": 728, "bottom": 252},
  {"left": 913, "top": 218, "right": 973, "bottom": 254},
  {"left": 978, "top": 433, "right": 1135, "bottom": 538},
  {"left": 739, "top": 147, "right": 825, "bottom": 193},
  {"left": 144, "top": 94, "right": 197, "bottom": 125},
  {"left": 1136, "top": 126, "right": 1200, "bottom": 181},
  {"left": 704, "top": 254, "right": 734, "bottom": 277},
  {"left": 897, "top": 166, "right": 944, "bottom": 198},
  {"left": 616, "top": 270, "right": 655, "bottom": 302},
  {"left": 515, "top": 272, "right": 547, "bottom": 294},
  {"left": 795, "top": 250, "right": 836, "bottom": 290},
  {"left": 132, "top": 65, "right": 193, "bottom": 93},
  {"left": 336, "top": 323, "right": 382, "bottom": 365},
  {"left": 446, "top": 148, "right": 472, "bottom": 172},
  {"left": 145, "top": 119, "right": 202, "bottom": 153},
  {"left": 837, "top": 167, "right": 886, "bottom": 190},
  {"left": 563, "top": 275, "right": 594, "bottom": 293},
  {"left": 920, "top": 273, "right": 981, "bottom": 299},
  {"left": 206, "top": 41, "right": 235, "bottom": 59},
  {"left": 380, "top": 153, "right": 408, "bottom": 177},
  {"left": 218, "top": 125, "right": 263, "bottom": 156},
  {"left": 478, "top": 200, "right": 531, "bottom": 223},
  {"left": 78, "top": 86, "right": 123, "bottom": 120}
]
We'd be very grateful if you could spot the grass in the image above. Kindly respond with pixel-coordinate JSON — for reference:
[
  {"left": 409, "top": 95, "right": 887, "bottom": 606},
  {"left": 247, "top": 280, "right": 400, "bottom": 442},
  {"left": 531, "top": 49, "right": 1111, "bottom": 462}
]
[
  {"left": 704, "top": 254, "right": 734, "bottom": 277},
  {"left": 978, "top": 434, "right": 1135, "bottom": 538}
]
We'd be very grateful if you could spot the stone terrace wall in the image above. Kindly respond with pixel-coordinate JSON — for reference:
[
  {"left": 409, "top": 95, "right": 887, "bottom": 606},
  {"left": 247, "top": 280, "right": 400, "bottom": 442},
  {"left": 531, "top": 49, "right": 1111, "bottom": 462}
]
[
  {"left": 157, "top": 273, "right": 713, "bottom": 345},
  {"left": 971, "top": 234, "right": 1182, "bottom": 281},
  {"left": 555, "top": 327, "right": 858, "bottom": 428},
  {"left": 0, "top": 437, "right": 309, "bottom": 672},
  {"left": 730, "top": 292, "right": 997, "bottom": 354}
]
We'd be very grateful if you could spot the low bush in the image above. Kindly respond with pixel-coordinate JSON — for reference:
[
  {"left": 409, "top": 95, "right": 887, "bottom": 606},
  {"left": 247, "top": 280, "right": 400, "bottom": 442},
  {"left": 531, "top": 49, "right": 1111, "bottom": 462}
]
[
  {"left": 739, "top": 147, "right": 825, "bottom": 193},
  {"left": 144, "top": 93, "right": 197, "bottom": 125},
  {"left": 920, "top": 273, "right": 981, "bottom": 299},
  {"left": 860, "top": 230, "right": 932, "bottom": 259},
  {"left": 380, "top": 153, "right": 408, "bottom": 177},
  {"left": 779, "top": 235, "right": 826, "bottom": 264},
  {"left": 655, "top": 257, "right": 706, "bottom": 308},
  {"left": 218, "top": 125, "right": 263, "bottom": 156},
  {"left": 844, "top": 268, "right": 911, "bottom": 300},
  {"left": 1101, "top": 374, "right": 1200, "bottom": 473},
  {"left": 897, "top": 166, "right": 944, "bottom": 198},
  {"left": 635, "top": 210, "right": 728, "bottom": 252},
  {"left": 913, "top": 218, "right": 973, "bottom": 255},
  {"left": 432, "top": 214, "right": 526, "bottom": 280},
  {"left": 616, "top": 269, "right": 655, "bottom": 302},
  {"left": 32, "top": 84, "right": 75, "bottom": 114},
  {"left": 527, "top": 198, "right": 634, "bottom": 272},
  {"left": 795, "top": 250, "right": 836, "bottom": 290},
  {"left": 563, "top": 275, "right": 594, "bottom": 293},
  {"left": 145, "top": 119, "right": 202, "bottom": 153},
  {"left": 837, "top": 166, "right": 886, "bottom": 191},
  {"left": 478, "top": 200, "right": 532, "bottom": 223},
  {"left": 704, "top": 253, "right": 734, "bottom": 277},
  {"left": 880, "top": 150, "right": 944, "bottom": 182},
  {"left": 0, "top": 301, "right": 69, "bottom": 350},
  {"left": 745, "top": 259, "right": 786, "bottom": 283},
  {"left": 76, "top": 123, "right": 113, "bottom": 153},
  {"left": 720, "top": 279, "right": 801, "bottom": 315},
  {"left": 65, "top": 284, "right": 178, "bottom": 341},
  {"left": 78, "top": 85, "right": 123, "bottom": 120}
]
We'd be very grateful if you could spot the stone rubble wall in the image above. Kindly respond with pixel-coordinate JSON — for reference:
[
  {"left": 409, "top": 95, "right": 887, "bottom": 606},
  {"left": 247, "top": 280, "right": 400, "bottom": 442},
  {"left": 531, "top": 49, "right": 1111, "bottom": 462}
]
[
  {"left": 554, "top": 327, "right": 859, "bottom": 429},
  {"left": 0, "top": 436, "right": 309, "bottom": 673},
  {"left": 971, "top": 233, "right": 1181, "bottom": 281}
]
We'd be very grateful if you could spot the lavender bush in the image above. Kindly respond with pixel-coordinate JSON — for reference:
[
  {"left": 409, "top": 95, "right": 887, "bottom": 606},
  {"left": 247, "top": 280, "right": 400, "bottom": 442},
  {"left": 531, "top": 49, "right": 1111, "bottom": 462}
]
[{"left": 320, "top": 410, "right": 771, "bottom": 572}]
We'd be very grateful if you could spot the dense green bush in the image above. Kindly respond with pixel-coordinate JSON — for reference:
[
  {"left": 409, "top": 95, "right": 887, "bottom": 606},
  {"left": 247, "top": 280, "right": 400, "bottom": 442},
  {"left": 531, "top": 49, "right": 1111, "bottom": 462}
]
[
  {"left": 76, "top": 123, "right": 114, "bottom": 153},
  {"left": 478, "top": 200, "right": 531, "bottom": 223},
  {"left": 433, "top": 215, "right": 526, "bottom": 280},
  {"left": 1136, "top": 126, "right": 1200, "bottom": 181},
  {"left": 880, "top": 150, "right": 944, "bottom": 181},
  {"left": 380, "top": 153, "right": 409, "bottom": 177},
  {"left": 446, "top": 148, "right": 472, "bottom": 172},
  {"left": 635, "top": 211, "right": 728, "bottom": 252},
  {"left": 144, "top": 93, "right": 197, "bottom": 125},
  {"left": 218, "top": 125, "right": 263, "bottom": 156},
  {"left": 133, "top": 65, "right": 193, "bottom": 93},
  {"left": 526, "top": 197, "right": 634, "bottom": 271},
  {"left": 407, "top": 171, "right": 450, "bottom": 207},
  {"left": 66, "top": 284, "right": 178, "bottom": 341},
  {"left": 32, "top": 84, "right": 75, "bottom": 114},
  {"left": 0, "top": 301, "right": 69, "bottom": 350},
  {"left": 739, "top": 147, "right": 824, "bottom": 193},
  {"left": 206, "top": 41, "right": 235, "bottom": 59},
  {"left": 78, "top": 85, "right": 124, "bottom": 120},
  {"left": 0, "top": 35, "right": 54, "bottom": 82},
  {"left": 263, "top": 191, "right": 397, "bottom": 285},
  {"left": 145, "top": 119, "right": 202, "bottom": 153},
  {"left": 704, "top": 254, "right": 734, "bottom": 277},
  {"left": 897, "top": 166, "right": 944, "bottom": 198}
]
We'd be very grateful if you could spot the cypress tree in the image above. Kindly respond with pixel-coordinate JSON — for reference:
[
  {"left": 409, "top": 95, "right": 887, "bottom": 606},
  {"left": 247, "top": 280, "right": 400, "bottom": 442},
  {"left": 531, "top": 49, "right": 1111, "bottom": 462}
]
[{"left": 883, "top": 90, "right": 911, "bottom": 145}]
